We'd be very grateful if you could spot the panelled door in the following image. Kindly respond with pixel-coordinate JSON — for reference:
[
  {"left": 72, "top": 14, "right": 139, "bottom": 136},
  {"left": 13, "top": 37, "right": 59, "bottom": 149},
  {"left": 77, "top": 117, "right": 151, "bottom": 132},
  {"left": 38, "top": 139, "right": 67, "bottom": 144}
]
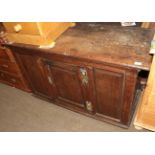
[
  {"left": 93, "top": 67, "right": 125, "bottom": 122},
  {"left": 43, "top": 60, "right": 95, "bottom": 111},
  {"left": 16, "top": 54, "right": 56, "bottom": 99}
]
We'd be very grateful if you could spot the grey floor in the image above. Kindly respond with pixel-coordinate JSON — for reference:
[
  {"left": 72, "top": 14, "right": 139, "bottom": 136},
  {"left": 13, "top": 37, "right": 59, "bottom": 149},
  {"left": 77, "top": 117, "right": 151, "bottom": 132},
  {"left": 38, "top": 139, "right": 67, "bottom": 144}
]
[{"left": 0, "top": 83, "right": 147, "bottom": 132}]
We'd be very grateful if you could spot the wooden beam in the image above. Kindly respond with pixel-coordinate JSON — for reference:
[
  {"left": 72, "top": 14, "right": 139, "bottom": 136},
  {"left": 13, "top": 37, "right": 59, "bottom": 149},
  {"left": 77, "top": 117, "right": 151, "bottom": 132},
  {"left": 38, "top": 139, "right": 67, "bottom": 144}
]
[{"left": 134, "top": 53, "right": 155, "bottom": 131}]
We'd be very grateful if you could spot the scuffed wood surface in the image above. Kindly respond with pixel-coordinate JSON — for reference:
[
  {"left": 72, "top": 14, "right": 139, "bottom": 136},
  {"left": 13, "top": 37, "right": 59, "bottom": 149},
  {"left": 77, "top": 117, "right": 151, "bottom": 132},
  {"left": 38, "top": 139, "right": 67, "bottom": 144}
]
[
  {"left": 5, "top": 23, "right": 155, "bottom": 70},
  {"left": 52, "top": 23, "right": 155, "bottom": 70}
]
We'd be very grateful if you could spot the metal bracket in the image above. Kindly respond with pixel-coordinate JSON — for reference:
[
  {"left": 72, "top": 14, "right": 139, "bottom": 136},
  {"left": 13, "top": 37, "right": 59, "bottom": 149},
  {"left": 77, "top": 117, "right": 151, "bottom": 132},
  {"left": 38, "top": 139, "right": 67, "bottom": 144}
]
[
  {"left": 86, "top": 101, "right": 93, "bottom": 112},
  {"left": 80, "top": 68, "right": 88, "bottom": 85}
]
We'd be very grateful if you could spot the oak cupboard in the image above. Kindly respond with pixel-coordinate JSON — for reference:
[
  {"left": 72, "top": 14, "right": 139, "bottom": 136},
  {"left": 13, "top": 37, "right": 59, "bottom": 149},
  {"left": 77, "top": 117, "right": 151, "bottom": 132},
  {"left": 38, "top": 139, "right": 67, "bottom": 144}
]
[
  {"left": 8, "top": 46, "right": 139, "bottom": 127},
  {"left": 5, "top": 23, "right": 154, "bottom": 127}
]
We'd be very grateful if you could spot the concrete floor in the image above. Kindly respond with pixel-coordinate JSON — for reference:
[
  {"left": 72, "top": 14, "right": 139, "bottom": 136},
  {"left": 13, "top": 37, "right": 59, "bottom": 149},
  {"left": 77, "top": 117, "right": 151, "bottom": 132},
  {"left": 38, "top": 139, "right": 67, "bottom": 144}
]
[{"left": 0, "top": 83, "right": 147, "bottom": 131}]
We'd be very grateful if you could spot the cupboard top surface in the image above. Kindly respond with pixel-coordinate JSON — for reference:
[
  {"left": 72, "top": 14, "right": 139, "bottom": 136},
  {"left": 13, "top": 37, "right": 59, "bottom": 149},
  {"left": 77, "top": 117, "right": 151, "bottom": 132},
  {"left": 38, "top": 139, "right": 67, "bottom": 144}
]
[{"left": 5, "top": 23, "right": 155, "bottom": 70}]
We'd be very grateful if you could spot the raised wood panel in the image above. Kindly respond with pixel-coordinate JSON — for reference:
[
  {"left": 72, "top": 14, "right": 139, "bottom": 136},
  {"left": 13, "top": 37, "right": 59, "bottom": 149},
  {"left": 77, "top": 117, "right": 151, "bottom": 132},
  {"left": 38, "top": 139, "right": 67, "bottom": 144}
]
[
  {"left": 94, "top": 68, "right": 124, "bottom": 121},
  {"left": 17, "top": 54, "right": 54, "bottom": 98},
  {"left": 49, "top": 61, "right": 85, "bottom": 108}
]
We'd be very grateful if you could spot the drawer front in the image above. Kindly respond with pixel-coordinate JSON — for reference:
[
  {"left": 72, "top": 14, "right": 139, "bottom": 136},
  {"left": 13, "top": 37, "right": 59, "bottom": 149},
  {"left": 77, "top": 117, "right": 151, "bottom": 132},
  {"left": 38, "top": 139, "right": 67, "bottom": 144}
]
[
  {"left": 0, "top": 47, "right": 10, "bottom": 60},
  {"left": 0, "top": 59, "right": 19, "bottom": 74},
  {"left": 0, "top": 71, "right": 23, "bottom": 87},
  {"left": 0, "top": 46, "right": 15, "bottom": 62}
]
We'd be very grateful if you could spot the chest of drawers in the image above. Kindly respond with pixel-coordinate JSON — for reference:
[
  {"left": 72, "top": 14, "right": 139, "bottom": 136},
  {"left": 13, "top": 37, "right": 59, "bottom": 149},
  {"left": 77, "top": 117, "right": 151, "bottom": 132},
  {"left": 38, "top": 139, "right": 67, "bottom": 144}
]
[{"left": 0, "top": 46, "right": 31, "bottom": 92}]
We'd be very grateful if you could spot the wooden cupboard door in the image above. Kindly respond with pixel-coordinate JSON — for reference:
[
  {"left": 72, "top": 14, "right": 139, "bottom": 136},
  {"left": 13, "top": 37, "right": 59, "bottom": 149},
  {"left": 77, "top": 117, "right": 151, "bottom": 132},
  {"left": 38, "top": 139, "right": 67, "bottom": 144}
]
[
  {"left": 47, "top": 61, "right": 87, "bottom": 109},
  {"left": 16, "top": 54, "right": 55, "bottom": 98},
  {"left": 94, "top": 67, "right": 125, "bottom": 122}
]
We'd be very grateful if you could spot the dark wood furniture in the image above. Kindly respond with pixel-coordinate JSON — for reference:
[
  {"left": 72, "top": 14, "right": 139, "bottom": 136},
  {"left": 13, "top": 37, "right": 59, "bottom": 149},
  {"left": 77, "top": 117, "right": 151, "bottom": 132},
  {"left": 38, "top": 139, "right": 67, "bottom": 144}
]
[
  {"left": 0, "top": 45, "right": 31, "bottom": 92},
  {"left": 5, "top": 23, "right": 155, "bottom": 127},
  {"left": 0, "top": 23, "right": 31, "bottom": 92}
]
